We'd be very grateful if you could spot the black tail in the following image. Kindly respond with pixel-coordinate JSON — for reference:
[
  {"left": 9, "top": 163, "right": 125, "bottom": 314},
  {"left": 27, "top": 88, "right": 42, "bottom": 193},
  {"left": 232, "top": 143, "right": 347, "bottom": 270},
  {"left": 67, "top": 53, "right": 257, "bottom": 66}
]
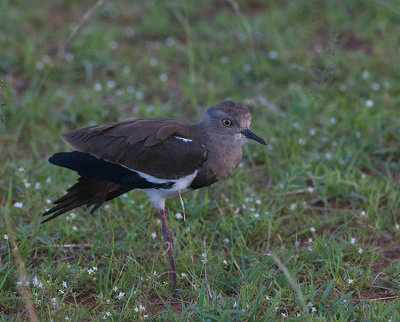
[{"left": 42, "top": 177, "right": 131, "bottom": 223}]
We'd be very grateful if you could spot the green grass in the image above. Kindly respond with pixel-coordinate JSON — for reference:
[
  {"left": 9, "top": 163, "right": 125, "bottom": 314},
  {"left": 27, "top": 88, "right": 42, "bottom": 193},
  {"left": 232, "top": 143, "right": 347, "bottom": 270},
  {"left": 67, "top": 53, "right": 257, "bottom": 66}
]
[{"left": 1, "top": 0, "right": 400, "bottom": 320}]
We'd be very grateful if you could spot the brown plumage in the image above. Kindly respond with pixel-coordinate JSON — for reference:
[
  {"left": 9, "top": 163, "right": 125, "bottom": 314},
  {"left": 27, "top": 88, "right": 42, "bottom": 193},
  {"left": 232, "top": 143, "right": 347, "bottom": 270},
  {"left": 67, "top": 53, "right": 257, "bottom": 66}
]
[
  {"left": 61, "top": 119, "right": 207, "bottom": 179},
  {"left": 42, "top": 100, "right": 266, "bottom": 294}
]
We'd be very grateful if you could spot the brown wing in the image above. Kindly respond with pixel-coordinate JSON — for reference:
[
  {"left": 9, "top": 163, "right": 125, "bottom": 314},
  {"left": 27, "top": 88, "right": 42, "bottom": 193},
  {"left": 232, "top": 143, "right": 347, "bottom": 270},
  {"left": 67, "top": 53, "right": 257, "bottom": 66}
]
[{"left": 61, "top": 118, "right": 207, "bottom": 179}]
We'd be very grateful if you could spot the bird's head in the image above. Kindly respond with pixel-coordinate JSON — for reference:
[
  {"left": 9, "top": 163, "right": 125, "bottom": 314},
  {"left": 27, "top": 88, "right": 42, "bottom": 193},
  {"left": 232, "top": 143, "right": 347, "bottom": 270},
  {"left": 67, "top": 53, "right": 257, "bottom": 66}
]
[{"left": 200, "top": 100, "right": 266, "bottom": 146}]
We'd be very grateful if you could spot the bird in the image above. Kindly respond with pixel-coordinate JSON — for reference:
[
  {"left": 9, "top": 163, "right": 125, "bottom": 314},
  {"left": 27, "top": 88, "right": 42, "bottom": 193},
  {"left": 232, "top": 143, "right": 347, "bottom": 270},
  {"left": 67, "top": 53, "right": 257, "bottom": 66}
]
[{"left": 42, "top": 100, "right": 266, "bottom": 294}]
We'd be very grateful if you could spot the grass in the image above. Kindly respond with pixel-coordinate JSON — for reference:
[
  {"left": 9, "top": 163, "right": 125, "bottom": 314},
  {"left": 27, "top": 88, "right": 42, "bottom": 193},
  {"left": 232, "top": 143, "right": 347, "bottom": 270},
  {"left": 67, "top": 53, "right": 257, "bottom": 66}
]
[{"left": 1, "top": 0, "right": 400, "bottom": 320}]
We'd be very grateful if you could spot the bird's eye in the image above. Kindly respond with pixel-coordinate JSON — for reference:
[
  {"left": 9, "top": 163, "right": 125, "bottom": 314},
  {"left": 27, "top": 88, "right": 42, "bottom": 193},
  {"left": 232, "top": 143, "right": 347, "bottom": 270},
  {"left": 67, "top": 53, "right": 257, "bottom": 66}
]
[{"left": 222, "top": 118, "right": 233, "bottom": 127}]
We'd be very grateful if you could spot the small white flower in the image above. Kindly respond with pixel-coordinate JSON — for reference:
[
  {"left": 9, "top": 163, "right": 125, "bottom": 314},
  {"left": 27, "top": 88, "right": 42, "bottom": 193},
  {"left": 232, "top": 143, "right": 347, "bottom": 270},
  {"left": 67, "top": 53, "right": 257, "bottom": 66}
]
[
  {"left": 220, "top": 56, "right": 228, "bottom": 64},
  {"left": 34, "top": 182, "right": 41, "bottom": 189},
  {"left": 233, "top": 301, "right": 237, "bottom": 308},
  {"left": 281, "top": 312, "right": 287, "bottom": 317},
  {"left": 88, "top": 268, "right": 94, "bottom": 275},
  {"left": 309, "top": 128, "right": 316, "bottom": 136},
  {"left": 60, "top": 289, "right": 65, "bottom": 294},
  {"left": 4, "top": 234, "right": 8, "bottom": 240},
  {"left": 149, "top": 58, "right": 158, "bottom": 66},
  {"left": 350, "top": 237, "right": 356, "bottom": 245},
  {"left": 298, "top": 138, "right": 306, "bottom": 145},
  {"left": 290, "top": 203, "right": 296, "bottom": 210},
  {"left": 365, "top": 99, "right": 374, "bottom": 107},
  {"left": 253, "top": 213, "right": 259, "bottom": 218},
  {"left": 325, "top": 152, "right": 332, "bottom": 160},
  {"left": 18, "top": 167, "right": 25, "bottom": 172},
  {"left": 151, "top": 232, "right": 157, "bottom": 239},
  {"left": 268, "top": 50, "right": 278, "bottom": 59},
  {"left": 159, "top": 73, "right": 168, "bottom": 82},
  {"left": 307, "top": 187, "right": 314, "bottom": 193},
  {"left": 72, "top": 226, "right": 77, "bottom": 231},
  {"left": 348, "top": 279, "right": 354, "bottom": 284},
  {"left": 165, "top": 37, "right": 174, "bottom": 46},
  {"left": 308, "top": 238, "right": 313, "bottom": 243},
  {"left": 36, "top": 61, "right": 44, "bottom": 70},
  {"left": 134, "top": 307, "right": 139, "bottom": 312},
  {"left": 176, "top": 213, "right": 183, "bottom": 219},
  {"left": 94, "top": 83, "right": 102, "bottom": 91},
  {"left": 106, "top": 311, "right": 111, "bottom": 316},
  {"left": 311, "top": 307, "right": 317, "bottom": 313},
  {"left": 223, "top": 259, "right": 227, "bottom": 265},
  {"left": 46, "top": 177, "right": 51, "bottom": 183},
  {"left": 329, "top": 117, "right": 337, "bottom": 124},
  {"left": 107, "top": 80, "right": 116, "bottom": 89},
  {"left": 265, "top": 295, "right": 271, "bottom": 300},
  {"left": 65, "top": 53, "right": 74, "bottom": 62},
  {"left": 242, "top": 64, "right": 251, "bottom": 73},
  {"left": 113, "top": 286, "right": 118, "bottom": 292},
  {"left": 396, "top": 224, "right": 400, "bottom": 230},
  {"left": 307, "top": 246, "right": 313, "bottom": 252},
  {"left": 125, "top": 27, "right": 135, "bottom": 37},
  {"left": 181, "top": 273, "right": 187, "bottom": 277},
  {"left": 139, "top": 304, "right": 145, "bottom": 310},
  {"left": 144, "top": 315, "right": 148, "bottom": 319},
  {"left": 372, "top": 83, "right": 380, "bottom": 91},
  {"left": 14, "top": 202, "right": 23, "bottom": 208},
  {"left": 46, "top": 199, "right": 51, "bottom": 204},
  {"left": 255, "top": 199, "right": 261, "bottom": 205},
  {"left": 310, "top": 227, "right": 316, "bottom": 232},
  {"left": 109, "top": 41, "right": 118, "bottom": 50},
  {"left": 362, "top": 71, "right": 369, "bottom": 79},
  {"left": 24, "top": 180, "right": 31, "bottom": 188},
  {"left": 118, "top": 292, "right": 125, "bottom": 299},
  {"left": 358, "top": 248, "right": 363, "bottom": 254},
  {"left": 93, "top": 266, "right": 98, "bottom": 271},
  {"left": 360, "top": 210, "right": 366, "bottom": 216},
  {"left": 62, "top": 281, "right": 67, "bottom": 288}
]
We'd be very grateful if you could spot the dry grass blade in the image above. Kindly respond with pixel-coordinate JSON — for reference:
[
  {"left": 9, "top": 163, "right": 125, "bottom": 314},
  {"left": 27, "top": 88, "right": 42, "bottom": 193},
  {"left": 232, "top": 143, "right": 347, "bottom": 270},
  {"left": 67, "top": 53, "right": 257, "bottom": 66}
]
[
  {"left": 59, "top": 0, "right": 106, "bottom": 57},
  {"left": 271, "top": 253, "right": 310, "bottom": 318}
]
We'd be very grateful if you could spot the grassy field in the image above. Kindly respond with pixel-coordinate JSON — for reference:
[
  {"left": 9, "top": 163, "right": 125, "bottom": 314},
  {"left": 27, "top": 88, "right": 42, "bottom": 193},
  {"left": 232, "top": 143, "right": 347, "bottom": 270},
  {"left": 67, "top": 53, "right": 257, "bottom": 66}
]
[{"left": 1, "top": 0, "right": 400, "bottom": 320}]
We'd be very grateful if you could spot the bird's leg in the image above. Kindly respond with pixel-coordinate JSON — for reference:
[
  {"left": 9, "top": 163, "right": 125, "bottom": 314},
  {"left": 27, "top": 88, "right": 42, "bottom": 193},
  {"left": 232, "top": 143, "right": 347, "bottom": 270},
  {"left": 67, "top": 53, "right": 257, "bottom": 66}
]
[{"left": 159, "top": 208, "right": 177, "bottom": 295}]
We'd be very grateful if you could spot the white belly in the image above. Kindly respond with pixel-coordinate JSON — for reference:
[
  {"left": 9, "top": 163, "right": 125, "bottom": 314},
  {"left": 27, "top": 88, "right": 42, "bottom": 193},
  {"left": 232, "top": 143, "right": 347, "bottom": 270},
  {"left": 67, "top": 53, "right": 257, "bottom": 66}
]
[{"left": 141, "top": 170, "right": 198, "bottom": 210}]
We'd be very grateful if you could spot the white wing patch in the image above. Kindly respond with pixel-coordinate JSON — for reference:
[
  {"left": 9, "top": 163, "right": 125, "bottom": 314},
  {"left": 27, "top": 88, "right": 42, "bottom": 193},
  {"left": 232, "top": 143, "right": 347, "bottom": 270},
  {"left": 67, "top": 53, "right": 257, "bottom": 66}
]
[{"left": 174, "top": 136, "right": 193, "bottom": 143}]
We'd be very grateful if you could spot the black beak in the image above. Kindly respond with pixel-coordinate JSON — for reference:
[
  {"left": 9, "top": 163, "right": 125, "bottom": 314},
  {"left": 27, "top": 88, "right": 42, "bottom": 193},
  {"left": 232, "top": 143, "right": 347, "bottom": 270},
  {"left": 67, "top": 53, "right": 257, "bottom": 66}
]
[{"left": 242, "top": 128, "right": 266, "bottom": 145}]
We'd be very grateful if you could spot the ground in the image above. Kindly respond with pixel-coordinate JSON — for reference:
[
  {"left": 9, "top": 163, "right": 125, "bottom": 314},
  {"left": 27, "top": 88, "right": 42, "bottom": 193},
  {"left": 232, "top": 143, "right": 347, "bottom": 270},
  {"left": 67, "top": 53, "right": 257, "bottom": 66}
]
[{"left": 1, "top": 0, "right": 400, "bottom": 320}]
